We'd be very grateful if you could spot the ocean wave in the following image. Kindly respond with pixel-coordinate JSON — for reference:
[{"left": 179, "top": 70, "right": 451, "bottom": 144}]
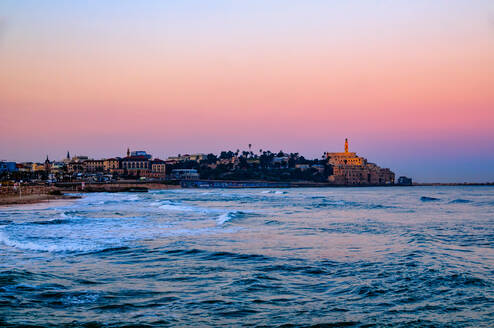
[
  {"left": 449, "top": 199, "right": 472, "bottom": 204},
  {"left": 36, "top": 290, "right": 100, "bottom": 306},
  {"left": 216, "top": 211, "right": 248, "bottom": 225},
  {"left": 159, "top": 203, "right": 214, "bottom": 213},
  {"left": 203, "top": 250, "right": 270, "bottom": 262},
  {"left": 0, "top": 230, "right": 125, "bottom": 253},
  {"left": 264, "top": 219, "right": 282, "bottom": 225},
  {"left": 29, "top": 219, "right": 71, "bottom": 225},
  {"left": 313, "top": 199, "right": 394, "bottom": 210},
  {"left": 0, "top": 269, "right": 36, "bottom": 287},
  {"left": 158, "top": 203, "right": 200, "bottom": 212},
  {"left": 157, "top": 201, "right": 226, "bottom": 215},
  {"left": 87, "top": 246, "right": 131, "bottom": 255},
  {"left": 261, "top": 190, "right": 287, "bottom": 195},
  {"left": 420, "top": 196, "right": 440, "bottom": 202}
]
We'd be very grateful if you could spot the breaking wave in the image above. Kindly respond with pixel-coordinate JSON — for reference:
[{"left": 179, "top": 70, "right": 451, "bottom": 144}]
[
  {"left": 0, "top": 230, "right": 124, "bottom": 253},
  {"left": 216, "top": 211, "right": 249, "bottom": 225}
]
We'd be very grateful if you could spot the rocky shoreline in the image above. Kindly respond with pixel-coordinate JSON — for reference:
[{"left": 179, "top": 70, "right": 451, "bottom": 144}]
[{"left": 0, "top": 193, "right": 81, "bottom": 206}]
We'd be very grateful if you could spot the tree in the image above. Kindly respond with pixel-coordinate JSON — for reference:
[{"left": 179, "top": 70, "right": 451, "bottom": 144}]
[{"left": 206, "top": 153, "right": 217, "bottom": 164}]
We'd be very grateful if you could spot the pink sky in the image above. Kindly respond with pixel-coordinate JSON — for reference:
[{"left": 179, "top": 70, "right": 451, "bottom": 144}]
[{"left": 0, "top": 1, "right": 493, "bottom": 181}]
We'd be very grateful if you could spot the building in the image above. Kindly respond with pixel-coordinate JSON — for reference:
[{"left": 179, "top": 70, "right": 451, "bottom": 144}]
[
  {"left": 130, "top": 150, "right": 152, "bottom": 159},
  {"left": 326, "top": 139, "right": 364, "bottom": 166},
  {"left": 397, "top": 176, "right": 413, "bottom": 185},
  {"left": 295, "top": 164, "right": 311, "bottom": 171},
  {"left": 150, "top": 159, "right": 166, "bottom": 174},
  {"left": 83, "top": 159, "right": 105, "bottom": 172},
  {"left": 141, "top": 159, "right": 166, "bottom": 179},
  {"left": 0, "top": 161, "right": 17, "bottom": 173},
  {"left": 44, "top": 156, "right": 51, "bottom": 172},
  {"left": 311, "top": 164, "right": 325, "bottom": 173},
  {"left": 170, "top": 169, "right": 199, "bottom": 180},
  {"left": 121, "top": 155, "right": 150, "bottom": 176},
  {"left": 71, "top": 156, "right": 89, "bottom": 163},
  {"left": 186, "top": 154, "right": 205, "bottom": 162},
  {"left": 272, "top": 156, "right": 289, "bottom": 168},
  {"left": 103, "top": 158, "right": 120, "bottom": 172},
  {"left": 31, "top": 163, "right": 45, "bottom": 172},
  {"left": 63, "top": 151, "right": 71, "bottom": 164},
  {"left": 50, "top": 161, "right": 65, "bottom": 174},
  {"left": 327, "top": 139, "right": 394, "bottom": 185},
  {"left": 17, "top": 163, "right": 32, "bottom": 173},
  {"left": 67, "top": 161, "right": 83, "bottom": 173},
  {"left": 167, "top": 154, "right": 205, "bottom": 163}
]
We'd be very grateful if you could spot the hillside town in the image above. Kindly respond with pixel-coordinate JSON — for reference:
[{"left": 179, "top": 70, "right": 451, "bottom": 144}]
[{"left": 0, "top": 139, "right": 407, "bottom": 186}]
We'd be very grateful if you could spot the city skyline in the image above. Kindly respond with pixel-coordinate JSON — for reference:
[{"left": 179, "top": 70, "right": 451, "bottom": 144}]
[{"left": 1, "top": 1, "right": 493, "bottom": 182}]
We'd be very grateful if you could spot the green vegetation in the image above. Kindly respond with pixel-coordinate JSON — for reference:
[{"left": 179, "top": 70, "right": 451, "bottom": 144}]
[{"left": 167, "top": 150, "right": 333, "bottom": 182}]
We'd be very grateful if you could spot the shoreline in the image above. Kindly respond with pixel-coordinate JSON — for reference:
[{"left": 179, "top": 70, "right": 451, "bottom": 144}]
[
  {"left": 0, "top": 194, "right": 81, "bottom": 207},
  {"left": 1, "top": 182, "right": 492, "bottom": 207}
]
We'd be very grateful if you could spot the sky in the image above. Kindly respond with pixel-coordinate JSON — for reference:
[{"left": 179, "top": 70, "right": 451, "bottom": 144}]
[{"left": 0, "top": 0, "right": 493, "bottom": 182}]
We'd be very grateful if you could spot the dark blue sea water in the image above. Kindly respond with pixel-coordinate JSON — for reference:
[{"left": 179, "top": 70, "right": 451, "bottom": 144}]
[{"left": 0, "top": 186, "right": 493, "bottom": 327}]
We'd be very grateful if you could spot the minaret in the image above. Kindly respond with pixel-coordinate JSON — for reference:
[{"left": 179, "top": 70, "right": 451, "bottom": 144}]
[
  {"left": 127, "top": 148, "right": 130, "bottom": 157},
  {"left": 344, "top": 138, "right": 349, "bottom": 153}
]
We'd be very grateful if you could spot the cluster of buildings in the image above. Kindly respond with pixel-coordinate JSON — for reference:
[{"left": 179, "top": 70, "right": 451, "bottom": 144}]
[
  {"left": 1, "top": 149, "right": 167, "bottom": 181},
  {"left": 326, "top": 139, "right": 395, "bottom": 185},
  {"left": 68, "top": 149, "right": 166, "bottom": 179},
  {"left": 1, "top": 139, "right": 407, "bottom": 186}
]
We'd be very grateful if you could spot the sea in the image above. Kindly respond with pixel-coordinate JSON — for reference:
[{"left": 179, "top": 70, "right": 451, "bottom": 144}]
[{"left": 0, "top": 186, "right": 493, "bottom": 327}]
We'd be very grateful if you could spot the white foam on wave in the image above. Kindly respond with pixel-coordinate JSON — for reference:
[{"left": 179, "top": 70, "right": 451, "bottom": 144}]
[
  {"left": 159, "top": 204, "right": 197, "bottom": 211},
  {"left": 62, "top": 292, "right": 100, "bottom": 305},
  {"left": 261, "top": 190, "right": 286, "bottom": 195},
  {"left": 216, "top": 212, "right": 235, "bottom": 225},
  {"left": 158, "top": 202, "right": 222, "bottom": 214},
  {"left": 0, "top": 229, "right": 117, "bottom": 253}
]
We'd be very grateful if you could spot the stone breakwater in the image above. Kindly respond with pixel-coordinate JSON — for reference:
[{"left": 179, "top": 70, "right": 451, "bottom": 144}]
[
  {"left": 0, "top": 185, "right": 78, "bottom": 206},
  {"left": 0, "top": 185, "right": 55, "bottom": 196},
  {"left": 56, "top": 182, "right": 181, "bottom": 193}
]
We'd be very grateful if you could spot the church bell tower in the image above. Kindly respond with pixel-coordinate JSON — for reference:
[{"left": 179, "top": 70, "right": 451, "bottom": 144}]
[{"left": 344, "top": 138, "right": 349, "bottom": 153}]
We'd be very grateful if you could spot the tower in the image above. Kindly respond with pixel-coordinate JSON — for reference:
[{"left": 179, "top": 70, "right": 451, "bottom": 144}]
[
  {"left": 45, "top": 155, "right": 51, "bottom": 172},
  {"left": 127, "top": 148, "right": 130, "bottom": 157},
  {"left": 66, "top": 151, "right": 70, "bottom": 160},
  {"left": 344, "top": 138, "right": 349, "bottom": 153}
]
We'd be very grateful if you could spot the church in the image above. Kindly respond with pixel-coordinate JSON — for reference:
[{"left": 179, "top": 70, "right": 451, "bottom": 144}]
[{"left": 326, "top": 139, "right": 395, "bottom": 185}]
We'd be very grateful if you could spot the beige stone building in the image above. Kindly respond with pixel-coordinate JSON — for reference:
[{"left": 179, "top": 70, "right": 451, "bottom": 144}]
[
  {"left": 103, "top": 158, "right": 120, "bottom": 172},
  {"left": 83, "top": 159, "right": 105, "bottom": 172},
  {"left": 327, "top": 139, "right": 394, "bottom": 185}
]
